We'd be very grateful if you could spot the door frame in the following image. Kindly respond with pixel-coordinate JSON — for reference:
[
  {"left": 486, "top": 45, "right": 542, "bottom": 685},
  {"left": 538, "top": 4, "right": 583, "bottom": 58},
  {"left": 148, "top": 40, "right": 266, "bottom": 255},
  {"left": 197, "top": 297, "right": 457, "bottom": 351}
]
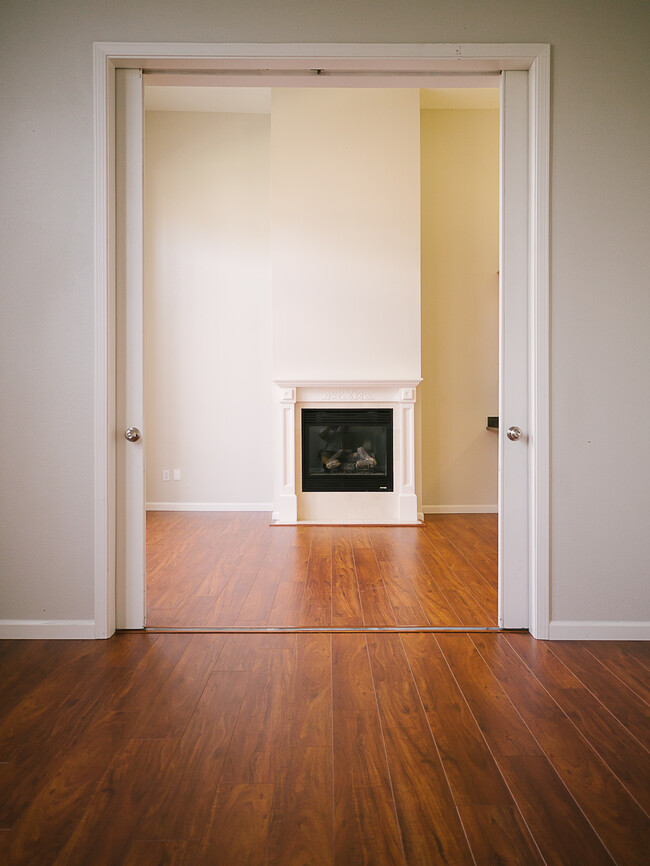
[{"left": 93, "top": 42, "right": 550, "bottom": 639}]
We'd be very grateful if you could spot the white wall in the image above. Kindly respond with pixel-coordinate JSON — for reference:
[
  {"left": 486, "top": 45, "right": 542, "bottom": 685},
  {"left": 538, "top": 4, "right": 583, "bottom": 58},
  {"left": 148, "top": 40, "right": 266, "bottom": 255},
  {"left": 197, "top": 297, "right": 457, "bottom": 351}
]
[
  {"left": 271, "top": 88, "right": 421, "bottom": 381},
  {"left": 1, "top": 0, "right": 649, "bottom": 635},
  {"left": 144, "top": 110, "right": 273, "bottom": 508},
  {"left": 420, "top": 106, "right": 500, "bottom": 512}
]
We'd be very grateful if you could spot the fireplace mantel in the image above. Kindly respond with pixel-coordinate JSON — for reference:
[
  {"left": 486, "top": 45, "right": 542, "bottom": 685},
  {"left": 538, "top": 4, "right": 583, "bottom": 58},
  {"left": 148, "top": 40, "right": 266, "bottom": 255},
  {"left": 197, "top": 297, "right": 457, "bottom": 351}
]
[{"left": 273, "top": 379, "right": 421, "bottom": 524}]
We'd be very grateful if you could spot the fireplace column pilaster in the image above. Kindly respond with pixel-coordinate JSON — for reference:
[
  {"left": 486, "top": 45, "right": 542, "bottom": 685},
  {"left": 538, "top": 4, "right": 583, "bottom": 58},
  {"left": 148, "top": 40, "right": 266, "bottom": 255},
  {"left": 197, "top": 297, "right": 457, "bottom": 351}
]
[
  {"left": 276, "top": 387, "right": 298, "bottom": 523},
  {"left": 397, "top": 387, "right": 419, "bottom": 523}
]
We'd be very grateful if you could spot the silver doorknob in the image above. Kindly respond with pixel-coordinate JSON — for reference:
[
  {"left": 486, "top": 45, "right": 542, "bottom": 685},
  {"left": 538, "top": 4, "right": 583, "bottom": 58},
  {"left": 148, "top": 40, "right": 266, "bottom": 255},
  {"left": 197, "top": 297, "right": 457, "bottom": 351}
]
[
  {"left": 124, "top": 427, "right": 141, "bottom": 442},
  {"left": 506, "top": 426, "right": 523, "bottom": 441}
]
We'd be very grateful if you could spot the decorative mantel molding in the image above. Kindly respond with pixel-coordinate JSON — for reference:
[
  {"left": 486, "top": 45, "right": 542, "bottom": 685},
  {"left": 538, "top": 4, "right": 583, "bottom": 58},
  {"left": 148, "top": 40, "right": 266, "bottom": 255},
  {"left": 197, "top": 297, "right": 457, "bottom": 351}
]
[
  {"left": 322, "top": 390, "right": 372, "bottom": 402},
  {"left": 275, "top": 379, "right": 421, "bottom": 404},
  {"left": 273, "top": 379, "right": 422, "bottom": 524}
]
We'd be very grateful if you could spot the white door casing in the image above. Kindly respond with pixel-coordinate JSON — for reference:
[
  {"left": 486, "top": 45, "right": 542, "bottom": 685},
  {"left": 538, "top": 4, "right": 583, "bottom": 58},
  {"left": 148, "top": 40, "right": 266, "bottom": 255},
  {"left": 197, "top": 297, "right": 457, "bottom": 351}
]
[{"left": 95, "top": 44, "right": 550, "bottom": 638}]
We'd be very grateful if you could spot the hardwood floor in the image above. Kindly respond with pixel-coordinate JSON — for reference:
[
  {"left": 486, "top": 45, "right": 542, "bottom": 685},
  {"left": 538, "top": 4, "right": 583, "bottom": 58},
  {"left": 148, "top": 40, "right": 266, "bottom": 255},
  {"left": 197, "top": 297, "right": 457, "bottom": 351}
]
[
  {"left": 1, "top": 631, "right": 648, "bottom": 864},
  {"left": 2, "top": 518, "right": 645, "bottom": 862},
  {"left": 146, "top": 513, "right": 498, "bottom": 628}
]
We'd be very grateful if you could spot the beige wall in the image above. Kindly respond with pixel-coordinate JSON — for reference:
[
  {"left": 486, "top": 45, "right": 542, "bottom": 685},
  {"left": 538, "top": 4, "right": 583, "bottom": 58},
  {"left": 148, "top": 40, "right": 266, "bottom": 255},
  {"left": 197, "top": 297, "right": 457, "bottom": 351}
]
[
  {"left": 2, "top": 0, "right": 649, "bottom": 629},
  {"left": 144, "top": 111, "right": 273, "bottom": 506},
  {"left": 420, "top": 108, "right": 500, "bottom": 511},
  {"left": 271, "top": 88, "right": 421, "bottom": 381}
]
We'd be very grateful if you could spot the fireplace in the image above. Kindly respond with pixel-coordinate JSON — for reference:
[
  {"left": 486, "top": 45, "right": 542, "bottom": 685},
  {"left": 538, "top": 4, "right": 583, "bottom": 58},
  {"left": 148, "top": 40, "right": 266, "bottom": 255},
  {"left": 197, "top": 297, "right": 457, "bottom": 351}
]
[
  {"left": 301, "top": 408, "right": 393, "bottom": 492},
  {"left": 273, "top": 380, "right": 420, "bottom": 524}
]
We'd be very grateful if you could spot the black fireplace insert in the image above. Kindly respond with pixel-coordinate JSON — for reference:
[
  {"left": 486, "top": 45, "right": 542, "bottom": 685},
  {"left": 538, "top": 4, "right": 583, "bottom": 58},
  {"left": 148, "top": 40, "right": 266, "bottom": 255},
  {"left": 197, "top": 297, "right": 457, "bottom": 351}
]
[{"left": 301, "top": 408, "right": 393, "bottom": 492}]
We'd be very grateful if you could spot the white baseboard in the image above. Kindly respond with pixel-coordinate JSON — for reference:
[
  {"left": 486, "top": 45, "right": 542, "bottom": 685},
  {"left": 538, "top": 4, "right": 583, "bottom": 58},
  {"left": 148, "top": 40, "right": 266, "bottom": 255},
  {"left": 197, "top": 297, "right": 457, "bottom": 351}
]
[
  {"left": 146, "top": 502, "right": 274, "bottom": 512},
  {"left": 548, "top": 620, "right": 650, "bottom": 641},
  {"left": 0, "top": 620, "right": 96, "bottom": 640},
  {"left": 422, "top": 505, "right": 498, "bottom": 514}
]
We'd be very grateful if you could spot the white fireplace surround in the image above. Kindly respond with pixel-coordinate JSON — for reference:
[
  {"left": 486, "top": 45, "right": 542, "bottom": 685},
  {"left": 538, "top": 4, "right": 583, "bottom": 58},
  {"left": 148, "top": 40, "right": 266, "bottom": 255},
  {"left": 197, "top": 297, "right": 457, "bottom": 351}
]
[{"left": 273, "top": 380, "right": 422, "bottom": 524}]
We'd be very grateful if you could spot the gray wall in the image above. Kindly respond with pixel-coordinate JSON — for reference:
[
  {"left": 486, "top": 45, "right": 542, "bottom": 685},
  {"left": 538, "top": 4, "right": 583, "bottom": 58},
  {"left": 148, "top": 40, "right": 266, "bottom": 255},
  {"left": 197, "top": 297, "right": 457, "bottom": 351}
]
[{"left": 1, "top": 1, "right": 649, "bottom": 629}]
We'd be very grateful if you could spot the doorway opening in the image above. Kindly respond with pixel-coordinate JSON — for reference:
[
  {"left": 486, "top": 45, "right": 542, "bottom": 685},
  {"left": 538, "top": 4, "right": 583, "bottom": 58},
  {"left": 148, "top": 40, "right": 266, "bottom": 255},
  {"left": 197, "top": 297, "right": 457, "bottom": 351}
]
[
  {"left": 142, "top": 81, "right": 500, "bottom": 630},
  {"left": 95, "top": 42, "right": 550, "bottom": 640}
]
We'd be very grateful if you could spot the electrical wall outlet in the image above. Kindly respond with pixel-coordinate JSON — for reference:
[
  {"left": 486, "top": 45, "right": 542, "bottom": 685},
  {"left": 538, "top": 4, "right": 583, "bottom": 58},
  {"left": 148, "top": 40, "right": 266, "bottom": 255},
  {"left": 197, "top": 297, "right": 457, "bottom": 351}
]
[
  {"left": 173, "top": 469, "right": 181, "bottom": 481},
  {"left": 162, "top": 470, "right": 170, "bottom": 481}
]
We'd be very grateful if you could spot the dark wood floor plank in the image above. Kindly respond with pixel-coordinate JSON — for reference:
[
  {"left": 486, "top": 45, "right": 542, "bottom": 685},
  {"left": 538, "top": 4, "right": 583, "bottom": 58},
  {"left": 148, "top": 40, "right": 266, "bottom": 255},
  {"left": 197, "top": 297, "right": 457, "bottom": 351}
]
[
  {"left": 431, "top": 513, "right": 499, "bottom": 573},
  {"left": 55, "top": 737, "right": 178, "bottom": 866},
  {"left": 471, "top": 633, "right": 650, "bottom": 865},
  {"left": 235, "top": 544, "right": 290, "bottom": 625},
  {"left": 461, "top": 512, "right": 499, "bottom": 550},
  {"left": 418, "top": 525, "right": 497, "bottom": 624},
  {"left": 123, "top": 840, "right": 203, "bottom": 866},
  {"left": 219, "top": 648, "right": 293, "bottom": 785},
  {"left": 333, "top": 713, "right": 404, "bottom": 865},
  {"left": 455, "top": 804, "right": 544, "bottom": 865},
  {"left": 0, "top": 641, "right": 98, "bottom": 725},
  {"left": 403, "top": 633, "right": 544, "bottom": 863},
  {"left": 0, "top": 637, "right": 161, "bottom": 829},
  {"left": 266, "top": 580, "right": 305, "bottom": 626},
  {"left": 265, "top": 746, "right": 333, "bottom": 865},
  {"left": 146, "top": 513, "right": 498, "bottom": 628},
  {"left": 549, "top": 641, "right": 650, "bottom": 749},
  {"left": 331, "top": 531, "right": 364, "bottom": 626},
  {"left": 148, "top": 595, "right": 217, "bottom": 627},
  {"left": 284, "top": 634, "right": 331, "bottom": 748},
  {"left": 379, "top": 723, "right": 473, "bottom": 865},
  {"left": 365, "top": 634, "right": 427, "bottom": 733},
  {"left": 281, "top": 537, "right": 312, "bottom": 582},
  {"left": 332, "top": 637, "right": 406, "bottom": 866},
  {"left": 496, "top": 754, "right": 616, "bottom": 866},
  {"left": 214, "top": 633, "right": 295, "bottom": 671},
  {"left": 392, "top": 548, "right": 463, "bottom": 627},
  {"left": 138, "top": 670, "right": 250, "bottom": 842},
  {"left": 435, "top": 634, "right": 540, "bottom": 758},
  {"left": 403, "top": 634, "right": 519, "bottom": 807},
  {"left": 377, "top": 560, "right": 431, "bottom": 626},
  {"left": 353, "top": 543, "right": 399, "bottom": 626},
  {"left": 332, "top": 634, "right": 377, "bottom": 713},
  {"left": 192, "top": 560, "right": 234, "bottom": 603},
  {"left": 350, "top": 527, "right": 373, "bottom": 548},
  {"left": 146, "top": 515, "right": 225, "bottom": 604},
  {"left": 6, "top": 709, "right": 136, "bottom": 865},
  {"left": 0, "top": 831, "right": 10, "bottom": 864},
  {"left": 0, "top": 639, "right": 110, "bottom": 760},
  {"left": 133, "top": 634, "right": 224, "bottom": 739},
  {"left": 366, "top": 634, "right": 474, "bottom": 865},
  {"left": 359, "top": 582, "right": 398, "bottom": 626},
  {"left": 1, "top": 630, "right": 649, "bottom": 864},
  {"left": 507, "top": 634, "right": 650, "bottom": 815},
  {"left": 585, "top": 642, "right": 650, "bottom": 703},
  {"left": 201, "top": 570, "right": 259, "bottom": 627},
  {"left": 201, "top": 783, "right": 274, "bottom": 865},
  {"left": 300, "top": 528, "right": 332, "bottom": 627},
  {"left": 352, "top": 545, "right": 385, "bottom": 587},
  {"left": 109, "top": 634, "right": 193, "bottom": 719},
  {"left": 436, "top": 634, "right": 619, "bottom": 866}
]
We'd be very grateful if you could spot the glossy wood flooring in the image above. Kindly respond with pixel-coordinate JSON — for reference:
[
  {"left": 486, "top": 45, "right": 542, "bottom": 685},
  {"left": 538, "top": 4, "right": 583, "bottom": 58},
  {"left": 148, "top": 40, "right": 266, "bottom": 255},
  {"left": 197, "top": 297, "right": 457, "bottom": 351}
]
[
  {"left": 146, "top": 513, "right": 498, "bottom": 628},
  {"left": 1, "top": 631, "right": 649, "bottom": 864}
]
